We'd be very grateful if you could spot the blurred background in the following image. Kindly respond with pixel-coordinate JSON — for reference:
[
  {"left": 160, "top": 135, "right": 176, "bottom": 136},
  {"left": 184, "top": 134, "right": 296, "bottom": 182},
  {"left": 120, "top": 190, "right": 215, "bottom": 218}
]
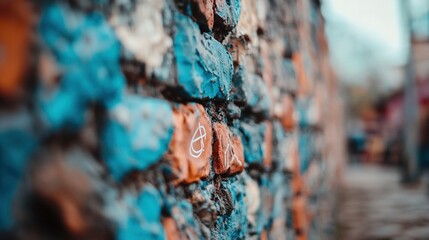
[{"left": 324, "top": 0, "right": 429, "bottom": 239}]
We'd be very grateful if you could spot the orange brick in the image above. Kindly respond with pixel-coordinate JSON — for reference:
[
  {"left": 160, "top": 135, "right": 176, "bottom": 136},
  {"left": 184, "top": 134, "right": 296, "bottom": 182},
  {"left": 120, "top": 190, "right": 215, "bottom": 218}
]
[
  {"left": 292, "top": 196, "right": 308, "bottom": 237},
  {"left": 279, "top": 95, "right": 296, "bottom": 131},
  {"left": 168, "top": 103, "right": 213, "bottom": 184},
  {"left": 263, "top": 121, "right": 273, "bottom": 168},
  {"left": 213, "top": 122, "right": 244, "bottom": 175},
  {"left": 0, "top": 0, "right": 34, "bottom": 99},
  {"left": 162, "top": 217, "right": 181, "bottom": 240}
]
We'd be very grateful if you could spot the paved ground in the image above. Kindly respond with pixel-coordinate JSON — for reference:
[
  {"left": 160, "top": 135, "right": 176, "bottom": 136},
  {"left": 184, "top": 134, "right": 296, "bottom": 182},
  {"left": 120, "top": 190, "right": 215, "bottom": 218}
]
[{"left": 336, "top": 165, "right": 429, "bottom": 240}]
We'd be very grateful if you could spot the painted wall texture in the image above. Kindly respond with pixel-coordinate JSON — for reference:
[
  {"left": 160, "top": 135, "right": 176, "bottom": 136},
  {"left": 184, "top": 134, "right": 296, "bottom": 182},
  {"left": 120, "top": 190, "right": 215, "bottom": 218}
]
[{"left": 0, "top": 0, "right": 346, "bottom": 239}]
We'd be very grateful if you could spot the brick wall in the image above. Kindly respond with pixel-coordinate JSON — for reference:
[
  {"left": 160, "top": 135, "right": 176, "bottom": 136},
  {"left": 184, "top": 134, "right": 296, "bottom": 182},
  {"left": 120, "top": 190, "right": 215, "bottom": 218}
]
[{"left": 0, "top": 0, "right": 346, "bottom": 239}]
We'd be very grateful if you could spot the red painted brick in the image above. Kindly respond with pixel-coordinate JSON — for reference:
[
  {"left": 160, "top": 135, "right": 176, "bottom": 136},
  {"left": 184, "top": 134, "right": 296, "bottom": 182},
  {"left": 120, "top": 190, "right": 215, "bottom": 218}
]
[
  {"left": 213, "top": 122, "right": 244, "bottom": 175},
  {"left": 168, "top": 103, "right": 213, "bottom": 184}
]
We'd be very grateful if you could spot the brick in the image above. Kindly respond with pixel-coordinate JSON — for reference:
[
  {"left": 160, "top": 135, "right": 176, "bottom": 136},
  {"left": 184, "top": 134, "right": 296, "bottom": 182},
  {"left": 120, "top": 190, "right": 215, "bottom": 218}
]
[
  {"left": 254, "top": 0, "right": 268, "bottom": 30},
  {"left": 213, "top": 0, "right": 241, "bottom": 34},
  {"left": 169, "top": 199, "right": 202, "bottom": 239},
  {"left": 22, "top": 146, "right": 113, "bottom": 239},
  {"left": 189, "top": 0, "right": 214, "bottom": 31},
  {"left": 173, "top": 13, "right": 233, "bottom": 100},
  {"left": 237, "top": 121, "right": 266, "bottom": 165},
  {"left": 190, "top": 189, "right": 217, "bottom": 228},
  {"left": 307, "top": 85, "right": 324, "bottom": 126},
  {"left": 260, "top": 40, "right": 274, "bottom": 91},
  {"left": 255, "top": 174, "right": 273, "bottom": 234},
  {"left": 272, "top": 121, "right": 295, "bottom": 171},
  {"left": 38, "top": 2, "right": 125, "bottom": 130},
  {"left": 30, "top": 149, "right": 93, "bottom": 236},
  {"left": 271, "top": 56, "right": 298, "bottom": 96},
  {"left": 213, "top": 122, "right": 244, "bottom": 175},
  {"left": 0, "top": 109, "right": 37, "bottom": 230},
  {"left": 110, "top": 0, "right": 172, "bottom": 76},
  {"left": 265, "top": 0, "right": 290, "bottom": 42},
  {"left": 0, "top": 0, "right": 34, "bottom": 100},
  {"left": 274, "top": 94, "right": 295, "bottom": 131},
  {"left": 263, "top": 121, "right": 273, "bottom": 168},
  {"left": 236, "top": 0, "right": 258, "bottom": 46},
  {"left": 298, "top": 129, "right": 314, "bottom": 173},
  {"left": 101, "top": 94, "right": 174, "bottom": 181},
  {"left": 269, "top": 173, "right": 289, "bottom": 238},
  {"left": 244, "top": 174, "right": 260, "bottom": 229},
  {"left": 162, "top": 217, "right": 180, "bottom": 240},
  {"left": 293, "top": 53, "right": 312, "bottom": 97},
  {"left": 116, "top": 185, "right": 165, "bottom": 240},
  {"left": 213, "top": 176, "right": 247, "bottom": 239},
  {"left": 292, "top": 196, "right": 308, "bottom": 239},
  {"left": 232, "top": 65, "right": 271, "bottom": 118},
  {"left": 167, "top": 103, "right": 213, "bottom": 184}
]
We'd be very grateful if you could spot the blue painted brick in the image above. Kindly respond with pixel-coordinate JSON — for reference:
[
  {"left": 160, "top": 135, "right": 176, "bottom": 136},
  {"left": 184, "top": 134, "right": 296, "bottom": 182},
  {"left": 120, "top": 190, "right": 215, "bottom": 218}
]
[
  {"left": 117, "top": 186, "right": 165, "bottom": 240},
  {"left": 38, "top": 3, "right": 124, "bottom": 130},
  {"left": 174, "top": 12, "right": 233, "bottom": 100},
  {"left": 101, "top": 94, "right": 174, "bottom": 181},
  {"left": 0, "top": 111, "right": 37, "bottom": 230},
  {"left": 232, "top": 65, "right": 271, "bottom": 118},
  {"left": 237, "top": 121, "right": 266, "bottom": 165}
]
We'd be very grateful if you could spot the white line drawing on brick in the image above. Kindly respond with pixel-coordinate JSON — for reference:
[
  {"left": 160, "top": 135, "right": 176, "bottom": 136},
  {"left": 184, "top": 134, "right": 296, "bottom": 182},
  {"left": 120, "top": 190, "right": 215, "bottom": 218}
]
[
  {"left": 189, "top": 122, "right": 207, "bottom": 158},
  {"left": 224, "top": 136, "right": 241, "bottom": 168}
]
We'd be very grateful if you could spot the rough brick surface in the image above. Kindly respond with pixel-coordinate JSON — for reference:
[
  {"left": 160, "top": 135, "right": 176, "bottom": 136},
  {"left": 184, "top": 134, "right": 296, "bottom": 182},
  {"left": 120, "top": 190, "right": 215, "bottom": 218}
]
[{"left": 0, "top": 0, "right": 345, "bottom": 239}]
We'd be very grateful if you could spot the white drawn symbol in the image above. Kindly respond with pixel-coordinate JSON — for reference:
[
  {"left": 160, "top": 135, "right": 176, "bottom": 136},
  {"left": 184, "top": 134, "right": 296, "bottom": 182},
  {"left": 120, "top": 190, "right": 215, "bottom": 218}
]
[
  {"left": 189, "top": 122, "right": 207, "bottom": 158},
  {"left": 224, "top": 136, "right": 242, "bottom": 168}
]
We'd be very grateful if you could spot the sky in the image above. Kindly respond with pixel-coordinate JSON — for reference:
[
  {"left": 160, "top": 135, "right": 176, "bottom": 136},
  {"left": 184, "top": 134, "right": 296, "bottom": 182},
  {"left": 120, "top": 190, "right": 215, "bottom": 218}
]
[
  {"left": 325, "top": 0, "right": 407, "bottom": 65},
  {"left": 322, "top": 0, "right": 416, "bottom": 91},
  {"left": 323, "top": 0, "right": 429, "bottom": 91}
]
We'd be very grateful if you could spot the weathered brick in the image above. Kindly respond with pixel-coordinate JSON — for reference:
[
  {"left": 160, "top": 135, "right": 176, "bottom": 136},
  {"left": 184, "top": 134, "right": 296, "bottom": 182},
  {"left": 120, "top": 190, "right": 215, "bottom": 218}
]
[
  {"left": 292, "top": 196, "right": 308, "bottom": 239},
  {"left": 269, "top": 172, "right": 289, "bottom": 239},
  {"left": 116, "top": 186, "right": 165, "bottom": 240},
  {"left": 110, "top": 0, "right": 172, "bottom": 77},
  {"left": 213, "top": 176, "right": 247, "bottom": 239},
  {"left": 213, "top": 0, "right": 241, "bottom": 35},
  {"left": 173, "top": 13, "right": 233, "bottom": 100},
  {"left": 274, "top": 94, "right": 296, "bottom": 131},
  {"left": 263, "top": 121, "right": 273, "bottom": 168},
  {"left": 232, "top": 65, "right": 271, "bottom": 119},
  {"left": 19, "top": 146, "right": 114, "bottom": 239},
  {"left": 293, "top": 53, "right": 312, "bottom": 97},
  {"left": 213, "top": 122, "right": 244, "bottom": 175},
  {"left": 272, "top": 121, "right": 295, "bottom": 171},
  {"left": 236, "top": 0, "right": 258, "bottom": 46},
  {"left": 244, "top": 174, "right": 260, "bottom": 230},
  {"left": 168, "top": 199, "right": 202, "bottom": 239},
  {"left": 162, "top": 217, "right": 180, "bottom": 240},
  {"left": 237, "top": 121, "right": 266, "bottom": 165},
  {"left": 167, "top": 103, "right": 213, "bottom": 184},
  {"left": 0, "top": 109, "right": 37, "bottom": 230},
  {"left": 0, "top": 0, "right": 34, "bottom": 100},
  {"left": 101, "top": 94, "right": 174, "bottom": 181},
  {"left": 38, "top": 2, "right": 125, "bottom": 130}
]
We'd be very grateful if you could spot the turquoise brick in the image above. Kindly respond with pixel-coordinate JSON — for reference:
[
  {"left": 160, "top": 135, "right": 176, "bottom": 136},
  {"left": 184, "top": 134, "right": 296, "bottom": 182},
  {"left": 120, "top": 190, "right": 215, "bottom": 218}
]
[{"left": 101, "top": 95, "right": 174, "bottom": 181}]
